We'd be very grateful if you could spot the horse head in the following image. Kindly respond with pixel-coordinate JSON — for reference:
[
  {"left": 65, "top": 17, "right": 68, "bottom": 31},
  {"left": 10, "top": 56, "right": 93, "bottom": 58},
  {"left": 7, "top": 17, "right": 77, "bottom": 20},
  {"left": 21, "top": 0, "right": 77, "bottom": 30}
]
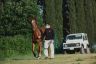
[{"left": 31, "top": 18, "right": 38, "bottom": 31}]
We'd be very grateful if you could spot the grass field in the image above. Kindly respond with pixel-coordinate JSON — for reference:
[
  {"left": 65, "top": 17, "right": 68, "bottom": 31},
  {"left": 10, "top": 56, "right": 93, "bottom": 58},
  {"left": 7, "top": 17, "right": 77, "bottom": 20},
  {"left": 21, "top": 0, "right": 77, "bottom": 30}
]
[{"left": 0, "top": 54, "right": 96, "bottom": 64}]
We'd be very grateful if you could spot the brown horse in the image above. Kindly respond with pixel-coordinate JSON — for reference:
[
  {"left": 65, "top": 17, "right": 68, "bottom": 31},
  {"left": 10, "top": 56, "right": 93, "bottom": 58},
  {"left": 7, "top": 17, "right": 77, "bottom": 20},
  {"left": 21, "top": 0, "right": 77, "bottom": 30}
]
[{"left": 31, "top": 18, "right": 45, "bottom": 59}]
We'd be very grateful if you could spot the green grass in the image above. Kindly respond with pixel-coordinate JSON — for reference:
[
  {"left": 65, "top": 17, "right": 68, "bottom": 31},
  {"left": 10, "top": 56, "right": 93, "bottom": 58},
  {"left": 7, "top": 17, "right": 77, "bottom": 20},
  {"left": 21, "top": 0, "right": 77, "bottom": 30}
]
[
  {"left": 92, "top": 62, "right": 96, "bottom": 64},
  {"left": 0, "top": 54, "right": 96, "bottom": 64},
  {"left": 76, "top": 58, "right": 83, "bottom": 61}
]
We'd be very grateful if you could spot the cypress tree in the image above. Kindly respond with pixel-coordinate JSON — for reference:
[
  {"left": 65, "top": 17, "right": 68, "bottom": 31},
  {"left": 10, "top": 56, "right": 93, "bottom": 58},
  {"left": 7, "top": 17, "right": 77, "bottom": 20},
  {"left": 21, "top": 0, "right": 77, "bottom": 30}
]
[
  {"left": 54, "top": 0, "right": 63, "bottom": 43},
  {"left": 45, "top": 0, "right": 63, "bottom": 43},
  {"left": 68, "top": 0, "right": 77, "bottom": 33},
  {"left": 84, "top": 0, "right": 94, "bottom": 43},
  {"left": 62, "top": 0, "right": 70, "bottom": 40},
  {"left": 91, "top": 0, "right": 96, "bottom": 42}
]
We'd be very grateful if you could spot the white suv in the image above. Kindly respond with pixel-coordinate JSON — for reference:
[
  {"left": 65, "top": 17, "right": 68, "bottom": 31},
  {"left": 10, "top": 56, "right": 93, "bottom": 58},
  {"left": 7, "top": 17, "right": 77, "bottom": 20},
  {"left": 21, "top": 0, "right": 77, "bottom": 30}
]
[{"left": 63, "top": 33, "right": 90, "bottom": 54}]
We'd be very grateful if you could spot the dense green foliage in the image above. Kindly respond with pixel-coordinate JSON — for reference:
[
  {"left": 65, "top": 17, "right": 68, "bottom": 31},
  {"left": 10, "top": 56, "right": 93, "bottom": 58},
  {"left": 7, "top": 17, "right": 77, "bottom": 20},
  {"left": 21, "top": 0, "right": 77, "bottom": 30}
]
[
  {"left": 0, "top": 0, "right": 43, "bottom": 58},
  {"left": 0, "top": 35, "right": 32, "bottom": 58},
  {"left": 0, "top": 0, "right": 42, "bottom": 36}
]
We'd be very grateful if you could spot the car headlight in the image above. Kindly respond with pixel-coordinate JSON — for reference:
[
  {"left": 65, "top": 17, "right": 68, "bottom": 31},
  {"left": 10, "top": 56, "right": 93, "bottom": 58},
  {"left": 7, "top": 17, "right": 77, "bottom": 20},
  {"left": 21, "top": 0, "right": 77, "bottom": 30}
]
[
  {"left": 76, "top": 43, "right": 80, "bottom": 46},
  {"left": 65, "top": 44, "right": 67, "bottom": 47}
]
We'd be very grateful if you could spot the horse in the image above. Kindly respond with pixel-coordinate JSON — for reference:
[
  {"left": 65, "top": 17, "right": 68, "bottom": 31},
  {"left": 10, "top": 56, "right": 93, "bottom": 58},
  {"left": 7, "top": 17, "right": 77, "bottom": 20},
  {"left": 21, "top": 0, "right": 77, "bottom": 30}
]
[{"left": 31, "top": 18, "right": 45, "bottom": 59}]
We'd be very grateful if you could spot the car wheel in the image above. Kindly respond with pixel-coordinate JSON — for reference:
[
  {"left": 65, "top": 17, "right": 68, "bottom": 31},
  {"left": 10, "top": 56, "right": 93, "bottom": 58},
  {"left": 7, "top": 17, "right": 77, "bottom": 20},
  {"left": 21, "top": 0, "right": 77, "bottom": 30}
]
[
  {"left": 80, "top": 46, "right": 85, "bottom": 54},
  {"left": 86, "top": 46, "right": 90, "bottom": 54},
  {"left": 63, "top": 50, "right": 67, "bottom": 54}
]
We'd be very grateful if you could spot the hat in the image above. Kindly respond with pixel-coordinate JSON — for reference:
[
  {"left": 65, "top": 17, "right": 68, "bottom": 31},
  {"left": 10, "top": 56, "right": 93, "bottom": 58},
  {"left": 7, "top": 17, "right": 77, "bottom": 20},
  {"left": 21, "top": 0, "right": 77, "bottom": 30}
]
[{"left": 46, "top": 24, "right": 50, "bottom": 28}]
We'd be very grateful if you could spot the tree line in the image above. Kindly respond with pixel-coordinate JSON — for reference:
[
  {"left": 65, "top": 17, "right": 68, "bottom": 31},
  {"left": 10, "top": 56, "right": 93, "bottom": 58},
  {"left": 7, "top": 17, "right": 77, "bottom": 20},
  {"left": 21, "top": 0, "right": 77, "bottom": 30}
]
[
  {"left": 68, "top": 0, "right": 96, "bottom": 43},
  {"left": 44, "top": 0, "right": 96, "bottom": 43},
  {"left": 0, "top": 0, "right": 96, "bottom": 58}
]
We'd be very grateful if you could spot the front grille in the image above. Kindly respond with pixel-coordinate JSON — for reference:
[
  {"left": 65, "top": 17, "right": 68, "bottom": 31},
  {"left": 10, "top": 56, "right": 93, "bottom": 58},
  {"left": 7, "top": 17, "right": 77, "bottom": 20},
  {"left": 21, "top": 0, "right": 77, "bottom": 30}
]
[{"left": 67, "top": 43, "right": 76, "bottom": 47}]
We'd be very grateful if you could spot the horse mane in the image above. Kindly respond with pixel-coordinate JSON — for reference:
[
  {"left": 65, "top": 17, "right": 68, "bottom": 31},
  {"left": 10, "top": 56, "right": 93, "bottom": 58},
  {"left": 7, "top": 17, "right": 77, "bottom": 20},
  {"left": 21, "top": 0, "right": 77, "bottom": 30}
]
[{"left": 40, "top": 26, "right": 45, "bottom": 33}]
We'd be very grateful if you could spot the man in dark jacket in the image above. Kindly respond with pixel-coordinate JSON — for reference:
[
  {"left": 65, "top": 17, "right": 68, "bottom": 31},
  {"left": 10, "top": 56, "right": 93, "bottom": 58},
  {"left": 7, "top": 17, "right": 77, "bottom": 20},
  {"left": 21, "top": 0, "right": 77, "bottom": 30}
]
[{"left": 44, "top": 24, "right": 55, "bottom": 59}]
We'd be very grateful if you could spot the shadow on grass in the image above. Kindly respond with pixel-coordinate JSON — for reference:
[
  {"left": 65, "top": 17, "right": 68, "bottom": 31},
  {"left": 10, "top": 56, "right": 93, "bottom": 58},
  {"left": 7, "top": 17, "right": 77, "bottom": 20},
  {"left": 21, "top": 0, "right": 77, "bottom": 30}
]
[
  {"left": 92, "top": 62, "right": 96, "bottom": 64},
  {"left": 76, "top": 58, "right": 83, "bottom": 61},
  {"left": 10, "top": 54, "right": 38, "bottom": 60}
]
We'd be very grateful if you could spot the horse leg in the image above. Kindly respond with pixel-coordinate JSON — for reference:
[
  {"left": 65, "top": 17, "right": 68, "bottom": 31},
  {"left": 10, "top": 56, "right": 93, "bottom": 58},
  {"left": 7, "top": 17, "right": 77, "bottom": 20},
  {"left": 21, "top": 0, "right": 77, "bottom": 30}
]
[
  {"left": 37, "top": 40, "right": 42, "bottom": 59},
  {"left": 32, "top": 42, "right": 36, "bottom": 57},
  {"left": 39, "top": 42, "right": 42, "bottom": 57}
]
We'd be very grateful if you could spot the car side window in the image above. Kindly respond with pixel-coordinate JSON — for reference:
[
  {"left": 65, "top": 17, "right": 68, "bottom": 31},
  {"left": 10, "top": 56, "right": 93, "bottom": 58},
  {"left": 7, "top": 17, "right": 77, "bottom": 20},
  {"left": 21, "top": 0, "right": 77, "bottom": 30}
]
[{"left": 83, "top": 35, "right": 88, "bottom": 40}]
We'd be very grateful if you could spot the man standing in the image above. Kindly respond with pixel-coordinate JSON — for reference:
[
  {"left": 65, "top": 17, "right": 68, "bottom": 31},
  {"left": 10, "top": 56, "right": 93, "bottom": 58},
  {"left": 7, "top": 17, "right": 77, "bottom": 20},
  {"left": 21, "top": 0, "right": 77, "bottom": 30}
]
[{"left": 44, "top": 24, "right": 55, "bottom": 59}]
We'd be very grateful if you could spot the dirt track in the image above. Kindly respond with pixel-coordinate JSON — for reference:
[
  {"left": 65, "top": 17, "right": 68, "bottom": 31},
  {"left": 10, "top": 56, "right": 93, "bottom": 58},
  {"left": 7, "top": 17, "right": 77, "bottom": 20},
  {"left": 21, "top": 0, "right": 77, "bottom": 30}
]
[{"left": 0, "top": 54, "right": 96, "bottom": 64}]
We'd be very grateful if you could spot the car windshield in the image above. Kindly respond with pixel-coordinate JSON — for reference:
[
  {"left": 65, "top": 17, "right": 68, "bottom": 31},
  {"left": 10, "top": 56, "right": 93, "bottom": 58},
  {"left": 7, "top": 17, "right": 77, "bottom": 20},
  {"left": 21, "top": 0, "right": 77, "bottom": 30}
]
[{"left": 66, "top": 35, "right": 82, "bottom": 40}]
